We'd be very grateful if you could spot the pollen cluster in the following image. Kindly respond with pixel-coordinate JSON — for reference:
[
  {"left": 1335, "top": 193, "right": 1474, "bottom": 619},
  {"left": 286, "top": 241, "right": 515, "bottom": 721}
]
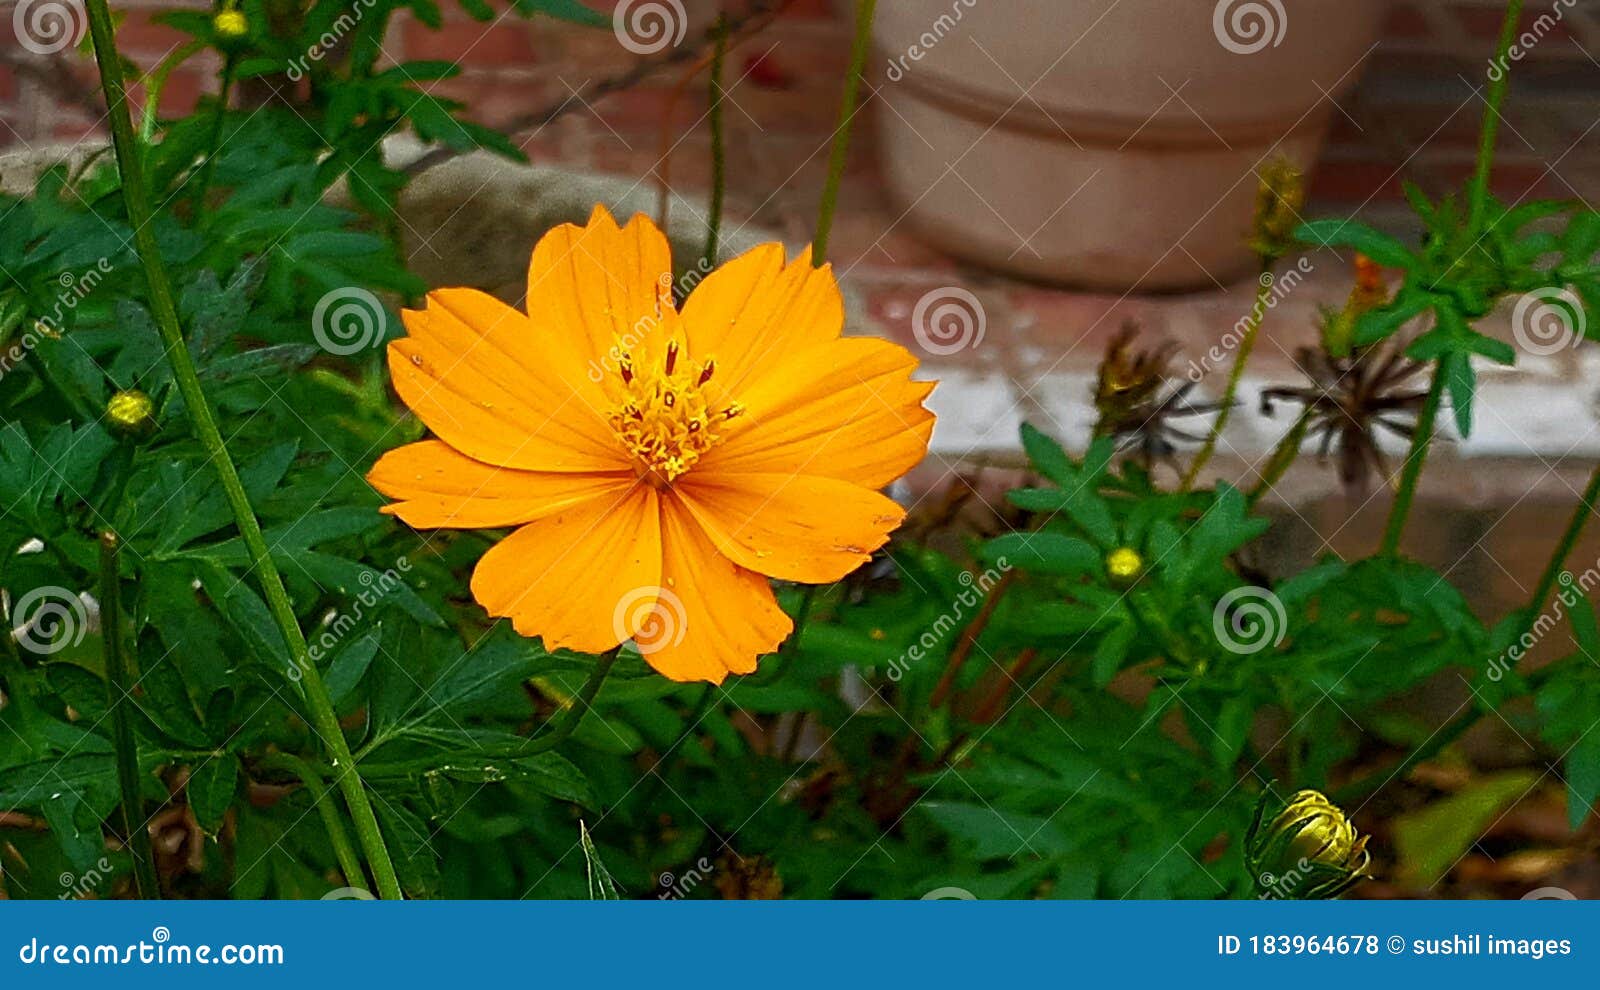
[{"left": 609, "top": 339, "right": 741, "bottom": 485}]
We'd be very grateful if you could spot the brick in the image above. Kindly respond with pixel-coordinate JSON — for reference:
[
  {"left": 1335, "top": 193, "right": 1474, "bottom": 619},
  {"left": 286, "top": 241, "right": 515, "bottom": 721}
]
[
  {"left": 402, "top": 18, "right": 539, "bottom": 65},
  {"left": 1382, "top": 3, "right": 1434, "bottom": 39}
]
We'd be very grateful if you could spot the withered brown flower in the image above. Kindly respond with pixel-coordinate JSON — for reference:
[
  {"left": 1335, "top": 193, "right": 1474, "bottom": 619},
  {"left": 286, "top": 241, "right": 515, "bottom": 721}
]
[{"left": 1093, "top": 323, "right": 1224, "bottom": 470}]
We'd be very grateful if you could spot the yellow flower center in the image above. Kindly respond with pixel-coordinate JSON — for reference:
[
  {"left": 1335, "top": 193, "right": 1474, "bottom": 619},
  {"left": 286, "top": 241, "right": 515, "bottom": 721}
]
[{"left": 608, "top": 339, "right": 741, "bottom": 486}]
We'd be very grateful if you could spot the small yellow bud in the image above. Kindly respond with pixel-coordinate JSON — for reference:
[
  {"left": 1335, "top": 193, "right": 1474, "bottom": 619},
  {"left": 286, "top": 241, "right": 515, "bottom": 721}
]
[
  {"left": 1105, "top": 546, "right": 1143, "bottom": 585},
  {"left": 106, "top": 389, "right": 155, "bottom": 436},
  {"left": 1247, "top": 788, "right": 1370, "bottom": 899},
  {"left": 213, "top": 9, "right": 249, "bottom": 43},
  {"left": 1250, "top": 157, "right": 1306, "bottom": 261}
]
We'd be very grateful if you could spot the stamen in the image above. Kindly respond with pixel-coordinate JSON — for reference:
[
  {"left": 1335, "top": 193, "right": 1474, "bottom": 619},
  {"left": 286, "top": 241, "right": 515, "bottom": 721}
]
[
  {"left": 697, "top": 359, "right": 716, "bottom": 386},
  {"left": 664, "top": 340, "right": 679, "bottom": 375}
]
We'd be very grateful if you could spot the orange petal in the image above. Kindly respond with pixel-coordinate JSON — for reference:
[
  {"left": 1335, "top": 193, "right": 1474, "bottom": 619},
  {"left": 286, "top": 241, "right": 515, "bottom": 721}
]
[
  {"left": 525, "top": 204, "right": 678, "bottom": 395},
  {"left": 638, "top": 497, "right": 793, "bottom": 683},
  {"left": 678, "top": 242, "right": 843, "bottom": 394},
  {"left": 675, "top": 472, "right": 905, "bottom": 584},
  {"left": 390, "top": 288, "right": 627, "bottom": 473},
  {"left": 368, "top": 440, "right": 635, "bottom": 530},
  {"left": 701, "top": 337, "right": 936, "bottom": 488},
  {"left": 470, "top": 484, "right": 661, "bottom": 654}
]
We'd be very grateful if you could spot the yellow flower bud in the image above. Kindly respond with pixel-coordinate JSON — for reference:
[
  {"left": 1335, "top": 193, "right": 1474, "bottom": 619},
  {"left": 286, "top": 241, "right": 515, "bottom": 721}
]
[
  {"left": 106, "top": 389, "right": 155, "bottom": 436},
  {"left": 1105, "top": 546, "right": 1143, "bottom": 586},
  {"left": 213, "top": 9, "right": 249, "bottom": 43},
  {"left": 1247, "top": 788, "right": 1370, "bottom": 899},
  {"left": 1250, "top": 157, "right": 1306, "bottom": 261}
]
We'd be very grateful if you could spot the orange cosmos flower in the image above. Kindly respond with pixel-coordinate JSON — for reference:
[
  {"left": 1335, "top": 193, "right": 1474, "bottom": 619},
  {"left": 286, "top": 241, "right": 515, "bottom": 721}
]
[{"left": 368, "top": 205, "right": 935, "bottom": 683}]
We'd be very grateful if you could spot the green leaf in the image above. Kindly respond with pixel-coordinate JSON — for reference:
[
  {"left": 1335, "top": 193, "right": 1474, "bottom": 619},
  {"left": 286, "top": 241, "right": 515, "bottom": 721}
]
[
  {"left": 1391, "top": 770, "right": 1538, "bottom": 885},
  {"left": 985, "top": 532, "right": 1100, "bottom": 577},
  {"left": 1295, "top": 219, "right": 1416, "bottom": 268},
  {"left": 188, "top": 754, "right": 239, "bottom": 833},
  {"left": 1443, "top": 350, "right": 1475, "bottom": 439},
  {"left": 1020, "top": 423, "right": 1073, "bottom": 485},
  {"left": 1091, "top": 621, "right": 1136, "bottom": 687},
  {"left": 1565, "top": 733, "right": 1600, "bottom": 831}
]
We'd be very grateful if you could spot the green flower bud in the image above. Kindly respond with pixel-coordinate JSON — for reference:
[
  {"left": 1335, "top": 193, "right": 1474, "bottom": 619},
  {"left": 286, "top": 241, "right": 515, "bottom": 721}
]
[{"left": 1246, "top": 788, "right": 1370, "bottom": 899}]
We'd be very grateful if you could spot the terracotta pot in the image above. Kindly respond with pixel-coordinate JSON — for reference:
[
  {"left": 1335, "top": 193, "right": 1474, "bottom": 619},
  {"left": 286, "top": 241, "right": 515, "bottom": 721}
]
[{"left": 874, "top": 0, "right": 1390, "bottom": 291}]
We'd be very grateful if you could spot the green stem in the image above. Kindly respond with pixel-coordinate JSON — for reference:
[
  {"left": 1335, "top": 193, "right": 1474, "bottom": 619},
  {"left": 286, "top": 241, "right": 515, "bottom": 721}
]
[
  {"left": 139, "top": 40, "right": 206, "bottom": 143},
  {"left": 82, "top": 0, "right": 402, "bottom": 901},
  {"left": 1378, "top": 366, "right": 1446, "bottom": 556},
  {"left": 811, "top": 0, "right": 877, "bottom": 266},
  {"left": 193, "top": 54, "right": 237, "bottom": 208},
  {"left": 1248, "top": 405, "right": 1314, "bottom": 507},
  {"left": 1468, "top": 0, "right": 1524, "bottom": 230},
  {"left": 1514, "top": 462, "right": 1600, "bottom": 647},
  {"left": 98, "top": 532, "right": 161, "bottom": 899},
  {"left": 700, "top": 15, "right": 728, "bottom": 272},
  {"left": 1181, "top": 262, "right": 1274, "bottom": 491},
  {"left": 257, "top": 753, "right": 365, "bottom": 892},
  {"left": 521, "top": 648, "right": 620, "bottom": 756}
]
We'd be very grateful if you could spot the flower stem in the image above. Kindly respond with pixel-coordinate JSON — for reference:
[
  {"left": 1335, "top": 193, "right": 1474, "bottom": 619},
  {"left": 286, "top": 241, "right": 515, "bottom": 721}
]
[
  {"left": 700, "top": 15, "right": 728, "bottom": 272},
  {"left": 1383, "top": 1, "right": 1522, "bottom": 556},
  {"left": 1516, "top": 462, "right": 1600, "bottom": 649},
  {"left": 811, "top": 0, "right": 877, "bottom": 266},
  {"left": 521, "top": 648, "right": 620, "bottom": 756},
  {"left": 1181, "top": 263, "right": 1274, "bottom": 492},
  {"left": 98, "top": 532, "right": 161, "bottom": 900},
  {"left": 1469, "top": 0, "right": 1524, "bottom": 230},
  {"left": 82, "top": 0, "right": 402, "bottom": 901},
  {"left": 1378, "top": 365, "right": 1446, "bottom": 556},
  {"left": 192, "top": 54, "right": 237, "bottom": 208},
  {"left": 257, "top": 753, "right": 365, "bottom": 892},
  {"left": 1248, "top": 405, "right": 1314, "bottom": 507}
]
